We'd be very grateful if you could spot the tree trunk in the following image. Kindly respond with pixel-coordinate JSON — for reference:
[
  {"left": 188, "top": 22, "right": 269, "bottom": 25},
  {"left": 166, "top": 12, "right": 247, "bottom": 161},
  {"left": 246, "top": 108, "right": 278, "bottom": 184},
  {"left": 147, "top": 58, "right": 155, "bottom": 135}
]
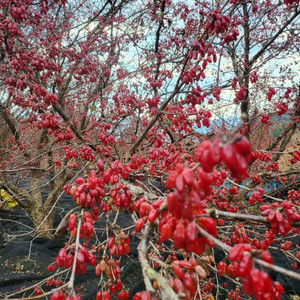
[{"left": 30, "top": 203, "right": 55, "bottom": 238}]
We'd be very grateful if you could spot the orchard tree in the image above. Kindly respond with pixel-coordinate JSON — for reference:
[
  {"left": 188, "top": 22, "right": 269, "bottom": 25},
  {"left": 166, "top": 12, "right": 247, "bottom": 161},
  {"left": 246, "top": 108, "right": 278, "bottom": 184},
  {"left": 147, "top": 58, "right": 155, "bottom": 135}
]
[{"left": 0, "top": 0, "right": 300, "bottom": 299}]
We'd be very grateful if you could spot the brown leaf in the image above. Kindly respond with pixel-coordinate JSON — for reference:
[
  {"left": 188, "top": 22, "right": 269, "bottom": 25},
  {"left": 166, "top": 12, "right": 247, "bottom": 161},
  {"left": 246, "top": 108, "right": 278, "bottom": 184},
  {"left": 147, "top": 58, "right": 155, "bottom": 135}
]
[{"left": 53, "top": 209, "right": 75, "bottom": 238}]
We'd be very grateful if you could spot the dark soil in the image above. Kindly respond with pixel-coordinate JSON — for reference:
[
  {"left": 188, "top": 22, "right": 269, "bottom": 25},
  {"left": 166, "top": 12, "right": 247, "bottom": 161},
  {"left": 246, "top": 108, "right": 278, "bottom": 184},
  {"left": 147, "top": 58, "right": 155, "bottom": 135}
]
[{"left": 0, "top": 193, "right": 144, "bottom": 300}]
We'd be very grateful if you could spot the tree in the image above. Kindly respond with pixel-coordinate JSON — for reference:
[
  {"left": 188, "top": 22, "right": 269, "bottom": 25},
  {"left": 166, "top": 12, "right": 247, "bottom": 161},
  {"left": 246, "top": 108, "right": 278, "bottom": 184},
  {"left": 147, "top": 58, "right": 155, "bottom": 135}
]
[{"left": 0, "top": 0, "right": 300, "bottom": 299}]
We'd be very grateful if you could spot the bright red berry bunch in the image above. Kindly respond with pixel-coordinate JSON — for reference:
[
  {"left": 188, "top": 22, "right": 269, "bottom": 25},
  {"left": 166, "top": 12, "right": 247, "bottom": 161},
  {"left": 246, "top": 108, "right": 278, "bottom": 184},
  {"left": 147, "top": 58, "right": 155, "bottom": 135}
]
[
  {"left": 242, "top": 269, "right": 284, "bottom": 300},
  {"left": 166, "top": 165, "right": 210, "bottom": 220},
  {"left": 229, "top": 244, "right": 253, "bottom": 278},
  {"left": 54, "top": 248, "right": 73, "bottom": 269},
  {"left": 167, "top": 258, "right": 208, "bottom": 300},
  {"left": 205, "top": 8, "right": 230, "bottom": 34},
  {"left": 109, "top": 183, "right": 133, "bottom": 209},
  {"left": 79, "top": 212, "right": 95, "bottom": 241},
  {"left": 68, "top": 171, "right": 105, "bottom": 209},
  {"left": 158, "top": 216, "right": 217, "bottom": 255},
  {"left": 229, "top": 244, "right": 284, "bottom": 299},
  {"left": 96, "top": 291, "right": 111, "bottom": 300},
  {"left": 79, "top": 145, "right": 95, "bottom": 162},
  {"left": 74, "top": 246, "right": 96, "bottom": 275},
  {"left": 117, "top": 290, "right": 130, "bottom": 300},
  {"left": 109, "top": 279, "right": 123, "bottom": 293},
  {"left": 135, "top": 198, "right": 164, "bottom": 228},
  {"left": 107, "top": 232, "right": 130, "bottom": 257},
  {"left": 195, "top": 136, "right": 251, "bottom": 178},
  {"left": 260, "top": 201, "right": 300, "bottom": 235},
  {"left": 50, "top": 291, "right": 67, "bottom": 300}
]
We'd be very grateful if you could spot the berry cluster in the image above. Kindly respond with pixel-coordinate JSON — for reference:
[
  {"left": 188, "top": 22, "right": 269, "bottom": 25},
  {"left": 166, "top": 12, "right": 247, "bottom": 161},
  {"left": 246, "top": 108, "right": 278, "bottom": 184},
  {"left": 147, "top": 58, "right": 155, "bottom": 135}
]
[
  {"left": 109, "top": 279, "right": 123, "bottom": 293},
  {"left": 168, "top": 258, "right": 207, "bottom": 299},
  {"left": 54, "top": 247, "right": 73, "bottom": 269},
  {"left": 109, "top": 183, "right": 133, "bottom": 209},
  {"left": 40, "top": 114, "right": 60, "bottom": 130},
  {"left": 68, "top": 171, "right": 105, "bottom": 209},
  {"left": 158, "top": 215, "right": 217, "bottom": 255},
  {"left": 181, "top": 67, "right": 205, "bottom": 84},
  {"left": 229, "top": 244, "right": 284, "bottom": 299},
  {"left": 260, "top": 201, "right": 300, "bottom": 235},
  {"left": 135, "top": 198, "right": 164, "bottom": 229},
  {"left": 186, "top": 85, "right": 206, "bottom": 106},
  {"left": 234, "top": 85, "right": 247, "bottom": 102},
  {"left": 267, "top": 87, "right": 276, "bottom": 101},
  {"left": 75, "top": 246, "right": 96, "bottom": 275},
  {"left": 46, "top": 277, "right": 64, "bottom": 287},
  {"left": 230, "top": 224, "right": 250, "bottom": 244},
  {"left": 195, "top": 136, "right": 251, "bottom": 178},
  {"left": 79, "top": 145, "right": 95, "bottom": 162},
  {"left": 95, "top": 259, "right": 121, "bottom": 280},
  {"left": 50, "top": 291, "right": 67, "bottom": 300},
  {"left": 166, "top": 165, "right": 209, "bottom": 220},
  {"left": 291, "top": 150, "right": 300, "bottom": 165},
  {"left": 205, "top": 8, "right": 230, "bottom": 34},
  {"left": 80, "top": 212, "right": 95, "bottom": 241},
  {"left": 116, "top": 290, "right": 130, "bottom": 300},
  {"left": 56, "top": 127, "right": 73, "bottom": 142},
  {"left": 64, "top": 146, "right": 77, "bottom": 160},
  {"left": 96, "top": 291, "right": 111, "bottom": 300},
  {"left": 107, "top": 232, "right": 130, "bottom": 258}
]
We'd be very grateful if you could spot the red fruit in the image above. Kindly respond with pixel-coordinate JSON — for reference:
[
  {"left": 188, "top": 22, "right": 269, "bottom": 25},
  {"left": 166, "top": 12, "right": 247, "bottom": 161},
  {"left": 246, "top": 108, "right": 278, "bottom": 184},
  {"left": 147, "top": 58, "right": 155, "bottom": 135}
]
[
  {"left": 249, "top": 268, "right": 264, "bottom": 292},
  {"left": 221, "top": 143, "right": 236, "bottom": 168},
  {"left": 186, "top": 222, "right": 197, "bottom": 242},
  {"left": 260, "top": 251, "right": 273, "bottom": 264},
  {"left": 242, "top": 277, "right": 255, "bottom": 296},
  {"left": 107, "top": 237, "right": 115, "bottom": 248},
  {"left": 148, "top": 209, "right": 159, "bottom": 222},
  {"left": 96, "top": 292, "right": 103, "bottom": 300},
  {"left": 173, "top": 278, "right": 185, "bottom": 293},
  {"left": 160, "top": 223, "right": 172, "bottom": 241},
  {"left": 58, "top": 247, "right": 67, "bottom": 259},
  {"left": 183, "top": 272, "right": 195, "bottom": 292},
  {"left": 76, "top": 251, "right": 85, "bottom": 264},
  {"left": 237, "top": 254, "right": 252, "bottom": 277},
  {"left": 102, "top": 291, "right": 111, "bottom": 300},
  {"left": 273, "top": 281, "right": 284, "bottom": 294},
  {"left": 152, "top": 199, "right": 164, "bottom": 209},
  {"left": 167, "top": 192, "right": 177, "bottom": 211},
  {"left": 210, "top": 140, "right": 221, "bottom": 164},
  {"left": 173, "top": 264, "right": 184, "bottom": 279},
  {"left": 140, "top": 292, "right": 151, "bottom": 300},
  {"left": 69, "top": 214, "right": 76, "bottom": 231},
  {"left": 76, "top": 177, "right": 84, "bottom": 185},
  {"left": 173, "top": 222, "right": 186, "bottom": 249},
  {"left": 201, "top": 149, "right": 214, "bottom": 172},
  {"left": 182, "top": 168, "right": 195, "bottom": 186},
  {"left": 140, "top": 202, "right": 152, "bottom": 217},
  {"left": 261, "top": 271, "right": 273, "bottom": 293},
  {"left": 95, "top": 263, "right": 101, "bottom": 276},
  {"left": 195, "top": 265, "right": 207, "bottom": 278},
  {"left": 64, "top": 254, "right": 73, "bottom": 269},
  {"left": 175, "top": 175, "right": 184, "bottom": 192},
  {"left": 234, "top": 136, "right": 251, "bottom": 156},
  {"left": 51, "top": 291, "right": 66, "bottom": 300},
  {"left": 227, "top": 263, "right": 238, "bottom": 278},
  {"left": 86, "top": 252, "right": 96, "bottom": 266},
  {"left": 229, "top": 243, "right": 252, "bottom": 262},
  {"left": 217, "top": 261, "right": 227, "bottom": 276},
  {"left": 135, "top": 219, "right": 144, "bottom": 232}
]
